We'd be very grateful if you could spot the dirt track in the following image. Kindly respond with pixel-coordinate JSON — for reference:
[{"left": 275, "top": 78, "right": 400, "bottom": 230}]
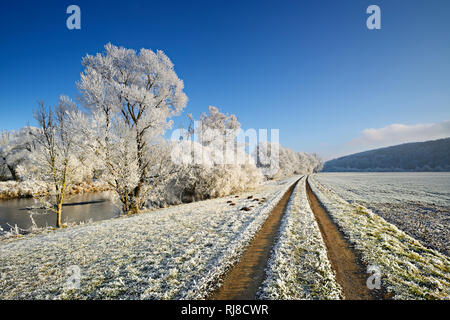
[
  {"left": 306, "top": 177, "right": 373, "bottom": 300},
  {"left": 210, "top": 177, "right": 374, "bottom": 300},
  {"left": 210, "top": 179, "right": 299, "bottom": 300}
]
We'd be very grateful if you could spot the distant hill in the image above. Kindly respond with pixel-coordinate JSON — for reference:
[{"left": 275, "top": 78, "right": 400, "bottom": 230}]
[{"left": 323, "top": 137, "right": 450, "bottom": 172}]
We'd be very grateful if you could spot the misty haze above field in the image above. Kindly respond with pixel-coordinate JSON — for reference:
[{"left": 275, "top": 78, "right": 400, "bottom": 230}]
[{"left": 323, "top": 137, "right": 450, "bottom": 172}]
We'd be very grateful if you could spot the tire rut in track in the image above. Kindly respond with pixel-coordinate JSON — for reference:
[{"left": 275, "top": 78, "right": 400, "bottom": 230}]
[
  {"left": 210, "top": 179, "right": 300, "bottom": 300},
  {"left": 306, "top": 177, "right": 374, "bottom": 300}
]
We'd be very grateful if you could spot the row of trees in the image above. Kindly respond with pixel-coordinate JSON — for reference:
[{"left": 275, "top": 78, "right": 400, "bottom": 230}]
[
  {"left": 0, "top": 44, "right": 322, "bottom": 227},
  {"left": 259, "top": 144, "right": 323, "bottom": 179}
]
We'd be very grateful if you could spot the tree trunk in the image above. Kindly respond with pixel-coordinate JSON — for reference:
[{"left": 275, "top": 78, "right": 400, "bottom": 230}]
[
  {"left": 6, "top": 164, "right": 18, "bottom": 181},
  {"left": 128, "top": 181, "right": 144, "bottom": 214},
  {"left": 56, "top": 203, "right": 62, "bottom": 228},
  {"left": 128, "top": 194, "right": 140, "bottom": 215}
]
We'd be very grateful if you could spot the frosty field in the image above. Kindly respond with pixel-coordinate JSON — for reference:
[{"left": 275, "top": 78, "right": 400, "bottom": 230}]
[
  {"left": 0, "top": 178, "right": 297, "bottom": 299},
  {"left": 1, "top": 172, "right": 449, "bottom": 300},
  {"left": 314, "top": 172, "right": 450, "bottom": 256},
  {"left": 310, "top": 175, "right": 450, "bottom": 299}
]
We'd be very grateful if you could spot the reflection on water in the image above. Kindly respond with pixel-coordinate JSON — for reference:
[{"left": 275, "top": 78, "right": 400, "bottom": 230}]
[{"left": 0, "top": 192, "right": 119, "bottom": 230}]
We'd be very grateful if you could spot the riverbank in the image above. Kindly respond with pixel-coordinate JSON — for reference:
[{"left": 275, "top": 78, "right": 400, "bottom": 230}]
[{"left": 0, "top": 180, "right": 111, "bottom": 200}]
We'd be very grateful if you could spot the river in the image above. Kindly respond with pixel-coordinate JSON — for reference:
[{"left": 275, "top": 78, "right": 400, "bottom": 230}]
[{"left": 0, "top": 192, "right": 119, "bottom": 231}]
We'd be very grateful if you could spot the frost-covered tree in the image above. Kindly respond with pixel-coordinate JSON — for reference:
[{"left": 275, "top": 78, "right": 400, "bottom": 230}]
[
  {"left": 169, "top": 106, "right": 262, "bottom": 202},
  {"left": 197, "top": 106, "right": 240, "bottom": 148},
  {"left": 77, "top": 43, "right": 188, "bottom": 214},
  {"left": 255, "top": 143, "right": 322, "bottom": 179},
  {"left": 25, "top": 97, "right": 79, "bottom": 227}
]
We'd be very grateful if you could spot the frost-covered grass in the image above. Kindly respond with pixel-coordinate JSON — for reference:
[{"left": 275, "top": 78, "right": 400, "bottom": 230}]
[
  {"left": 0, "top": 177, "right": 297, "bottom": 299},
  {"left": 315, "top": 172, "right": 450, "bottom": 207},
  {"left": 315, "top": 172, "right": 450, "bottom": 256},
  {"left": 309, "top": 176, "right": 450, "bottom": 300},
  {"left": 258, "top": 177, "right": 342, "bottom": 300}
]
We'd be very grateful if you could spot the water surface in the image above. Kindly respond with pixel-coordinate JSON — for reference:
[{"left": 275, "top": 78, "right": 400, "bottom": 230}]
[{"left": 0, "top": 192, "right": 119, "bottom": 231}]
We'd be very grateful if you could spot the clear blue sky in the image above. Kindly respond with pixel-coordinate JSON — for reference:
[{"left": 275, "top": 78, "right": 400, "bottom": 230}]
[{"left": 1, "top": 0, "right": 449, "bottom": 159}]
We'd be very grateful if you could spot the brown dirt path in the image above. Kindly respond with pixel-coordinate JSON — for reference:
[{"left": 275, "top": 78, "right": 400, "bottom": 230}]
[
  {"left": 210, "top": 179, "right": 300, "bottom": 300},
  {"left": 306, "top": 177, "right": 373, "bottom": 300}
]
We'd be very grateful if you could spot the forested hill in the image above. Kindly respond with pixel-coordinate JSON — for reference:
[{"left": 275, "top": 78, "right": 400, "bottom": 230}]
[{"left": 323, "top": 137, "right": 450, "bottom": 172}]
